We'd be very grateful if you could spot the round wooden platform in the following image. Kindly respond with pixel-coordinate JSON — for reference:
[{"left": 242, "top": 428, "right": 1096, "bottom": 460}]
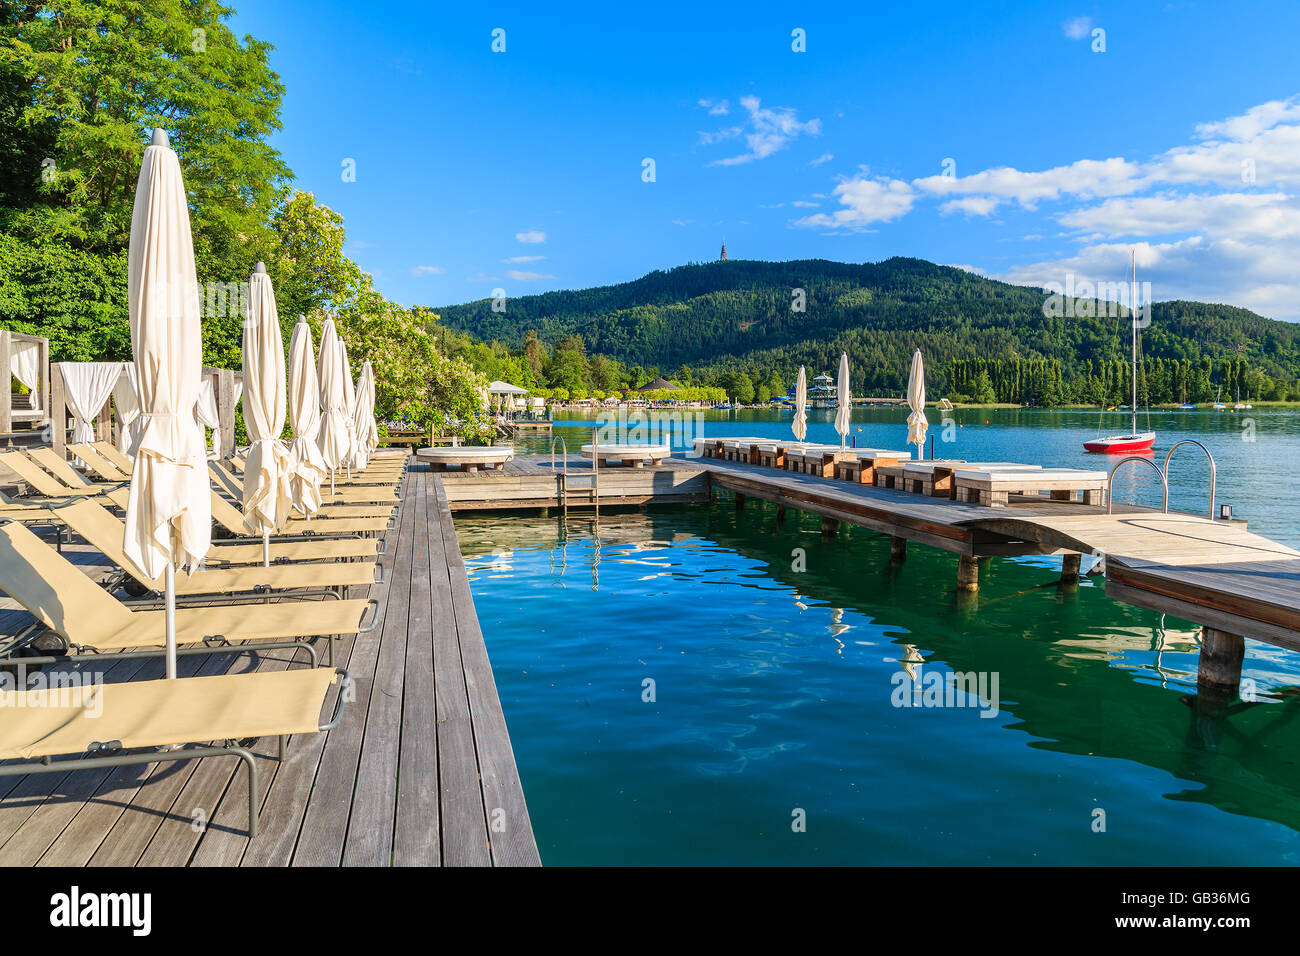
[{"left": 416, "top": 445, "right": 514, "bottom": 472}]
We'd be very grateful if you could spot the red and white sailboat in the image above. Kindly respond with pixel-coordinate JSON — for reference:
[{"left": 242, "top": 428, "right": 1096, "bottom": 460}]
[{"left": 1084, "top": 253, "right": 1156, "bottom": 454}]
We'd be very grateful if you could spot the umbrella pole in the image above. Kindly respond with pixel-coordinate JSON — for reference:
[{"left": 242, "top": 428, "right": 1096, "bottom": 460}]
[
  {"left": 263, "top": 532, "right": 270, "bottom": 568},
  {"left": 331, "top": 469, "right": 336, "bottom": 496},
  {"left": 164, "top": 562, "right": 177, "bottom": 680}
]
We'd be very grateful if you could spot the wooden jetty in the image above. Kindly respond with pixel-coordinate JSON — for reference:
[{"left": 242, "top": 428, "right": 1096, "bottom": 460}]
[
  {"left": 441, "top": 451, "right": 1300, "bottom": 702},
  {"left": 0, "top": 463, "right": 540, "bottom": 867}
]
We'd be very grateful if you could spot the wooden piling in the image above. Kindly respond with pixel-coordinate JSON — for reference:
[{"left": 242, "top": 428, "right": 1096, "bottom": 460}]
[
  {"left": 891, "top": 536, "right": 906, "bottom": 560},
  {"left": 735, "top": 492, "right": 745, "bottom": 511},
  {"left": 821, "top": 516, "right": 839, "bottom": 537},
  {"left": 957, "top": 555, "right": 979, "bottom": 591},
  {"left": 1197, "top": 627, "right": 1245, "bottom": 697},
  {"left": 1061, "top": 553, "right": 1081, "bottom": 586}
]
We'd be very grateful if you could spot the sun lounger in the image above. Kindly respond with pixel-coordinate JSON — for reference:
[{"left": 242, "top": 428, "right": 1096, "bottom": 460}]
[
  {"left": 952, "top": 468, "right": 1108, "bottom": 507},
  {"left": 0, "top": 451, "right": 119, "bottom": 500},
  {"left": 204, "top": 488, "right": 392, "bottom": 538},
  {"left": 785, "top": 445, "right": 853, "bottom": 477},
  {"left": 830, "top": 448, "right": 913, "bottom": 484},
  {"left": 0, "top": 518, "right": 380, "bottom": 666},
  {"left": 0, "top": 666, "right": 349, "bottom": 836},
  {"left": 45, "top": 498, "right": 383, "bottom": 599},
  {"left": 67, "top": 443, "right": 131, "bottom": 482},
  {"left": 208, "top": 461, "right": 398, "bottom": 507},
  {"left": 750, "top": 441, "right": 815, "bottom": 469},
  {"left": 888, "top": 461, "right": 1043, "bottom": 498}
]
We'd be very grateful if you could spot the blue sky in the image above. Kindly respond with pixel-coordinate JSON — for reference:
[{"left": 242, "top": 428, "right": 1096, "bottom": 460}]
[{"left": 231, "top": 0, "right": 1300, "bottom": 318}]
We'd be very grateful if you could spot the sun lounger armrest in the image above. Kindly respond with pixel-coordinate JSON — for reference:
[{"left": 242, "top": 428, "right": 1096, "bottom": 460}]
[
  {"left": 373, "top": 559, "right": 385, "bottom": 584},
  {"left": 358, "top": 598, "right": 382, "bottom": 633},
  {"left": 319, "top": 667, "right": 351, "bottom": 731},
  {"left": 376, "top": 537, "right": 386, "bottom": 556}
]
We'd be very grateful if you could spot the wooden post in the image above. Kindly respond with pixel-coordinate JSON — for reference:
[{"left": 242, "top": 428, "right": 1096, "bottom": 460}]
[
  {"left": 95, "top": 395, "right": 112, "bottom": 442},
  {"left": 891, "top": 536, "right": 907, "bottom": 560},
  {"left": 1197, "top": 627, "right": 1245, "bottom": 698},
  {"left": 735, "top": 492, "right": 745, "bottom": 511},
  {"left": 0, "top": 331, "right": 12, "bottom": 437},
  {"left": 50, "top": 363, "right": 66, "bottom": 456},
  {"left": 820, "top": 516, "right": 839, "bottom": 537},
  {"left": 216, "top": 368, "right": 236, "bottom": 460},
  {"left": 37, "top": 337, "right": 49, "bottom": 432},
  {"left": 775, "top": 505, "right": 786, "bottom": 525},
  {"left": 957, "top": 554, "right": 979, "bottom": 591},
  {"left": 1061, "top": 553, "right": 1081, "bottom": 586}
]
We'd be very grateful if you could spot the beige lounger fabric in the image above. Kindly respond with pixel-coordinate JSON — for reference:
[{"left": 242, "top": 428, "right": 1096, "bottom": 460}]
[
  {"left": 0, "top": 452, "right": 111, "bottom": 499},
  {"left": 0, "top": 520, "right": 370, "bottom": 651},
  {"left": 0, "top": 668, "right": 340, "bottom": 760},
  {"left": 53, "top": 499, "right": 376, "bottom": 594}
]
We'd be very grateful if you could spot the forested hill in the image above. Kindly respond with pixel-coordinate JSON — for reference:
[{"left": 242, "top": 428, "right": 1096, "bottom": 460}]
[{"left": 433, "top": 258, "right": 1300, "bottom": 401}]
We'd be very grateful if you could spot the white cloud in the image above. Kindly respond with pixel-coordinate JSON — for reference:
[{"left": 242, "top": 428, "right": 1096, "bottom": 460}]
[
  {"left": 790, "top": 199, "right": 820, "bottom": 208},
  {"left": 671, "top": 218, "right": 696, "bottom": 226},
  {"left": 1063, "top": 16, "right": 1092, "bottom": 40},
  {"left": 466, "top": 272, "right": 500, "bottom": 283},
  {"left": 515, "top": 229, "right": 546, "bottom": 243},
  {"left": 698, "top": 98, "right": 730, "bottom": 116},
  {"left": 940, "top": 196, "right": 1000, "bottom": 216},
  {"left": 698, "top": 127, "right": 743, "bottom": 146},
  {"left": 913, "top": 157, "right": 1140, "bottom": 213},
  {"left": 503, "top": 255, "right": 547, "bottom": 263},
  {"left": 809, "top": 153, "right": 834, "bottom": 167},
  {"left": 507, "top": 270, "right": 557, "bottom": 281},
  {"left": 704, "top": 95, "right": 822, "bottom": 166},
  {"left": 794, "top": 177, "right": 916, "bottom": 230},
  {"left": 410, "top": 265, "right": 444, "bottom": 276}
]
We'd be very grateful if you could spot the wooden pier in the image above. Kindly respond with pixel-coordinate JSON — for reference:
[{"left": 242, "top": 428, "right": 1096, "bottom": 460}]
[
  {"left": 441, "top": 452, "right": 1300, "bottom": 699},
  {"left": 0, "top": 462, "right": 540, "bottom": 866}
]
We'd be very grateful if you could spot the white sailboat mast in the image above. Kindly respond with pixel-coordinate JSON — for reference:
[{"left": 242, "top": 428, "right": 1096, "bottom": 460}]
[{"left": 1131, "top": 249, "right": 1138, "bottom": 437}]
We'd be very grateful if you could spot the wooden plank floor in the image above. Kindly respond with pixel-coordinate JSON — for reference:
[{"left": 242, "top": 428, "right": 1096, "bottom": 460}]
[{"left": 0, "top": 459, "right": 540, "bottom": 867}]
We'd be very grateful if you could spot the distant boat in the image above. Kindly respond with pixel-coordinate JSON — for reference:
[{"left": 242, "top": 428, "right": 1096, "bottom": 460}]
[
  {"left": 1179, "top": 403, "right": 1196, "bottom": 409},
  {"left": 1212, "top": 402, "right": 1226, "bottom": 410},
  {"left": 1235, "top": 402, "right": 1252, "bottom": 410},
  {"left": 1085, "top": 253, "right": 1156, "bottom": 454}
]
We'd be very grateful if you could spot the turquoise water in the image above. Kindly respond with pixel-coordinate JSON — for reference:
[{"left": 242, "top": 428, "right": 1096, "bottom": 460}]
[{"left": 463, "top": 410, "right": 1300, "bottom": 865}]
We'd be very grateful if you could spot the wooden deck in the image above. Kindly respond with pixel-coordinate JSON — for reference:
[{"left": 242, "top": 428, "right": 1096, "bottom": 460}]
[
  {"left": 683, "top": 455, "right": 1300, "bottom": 649},
  {"left": 0, "top": 462, "right": 540, "bottom": 866},
  {"left": 440, "top": 452, "right": 709, "bottom": 511}
]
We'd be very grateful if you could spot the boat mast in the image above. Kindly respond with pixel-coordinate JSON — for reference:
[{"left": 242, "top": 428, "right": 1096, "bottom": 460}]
[{"left": 1130, "top": 249, "right": 1138, "bottom": 437}]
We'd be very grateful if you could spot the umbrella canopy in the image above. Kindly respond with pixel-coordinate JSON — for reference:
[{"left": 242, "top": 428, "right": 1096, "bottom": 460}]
[
  {"left": 316, "top": 317, "right": 349, "bottom": 470},
  {"left": 487, "top": 380, "right": 529, "bottom": 395},
  {"left": 241, "top": 262, "right": 291, "bottom": 535},
  {"left": 792, "top": 366, "right": 808, "bottom": 442},
  {"left": 354, "top": 359, "right": 379, "bottom": 457},
  {"left": 906, "top": 349, "right": 928, "bottom": 458},
  {"left": 834, "top": 352, "right": 852, "bottom": 447},
  {"left": 339, "top": 340, "right": 359, "bottom": 468},
  {"left": 121, "top": 129, "right": 211, "bottom": 677},
  {"left": 286, "top": 317, "right": 328, "bottom": 515}
]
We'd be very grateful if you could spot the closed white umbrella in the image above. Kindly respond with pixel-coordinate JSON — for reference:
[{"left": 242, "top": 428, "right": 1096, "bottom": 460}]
[
  {"left": 906, "top": 348, "right": 928, "bottom": 459},
  {"left": 354, "top": 359, "right": 378, "bottom": 460},
  {"left": 793, "top": 366, "right": 807, "bottom": 442},
  {"left": 241, "top": 262, "right": 290, "bottom": 565},
  {"left": 834, "top": 352, "right": 851, "bottom": 448},
  {"left": 339, "top": 340, "right": 357, "bottom": 478},
  {"left": 286, "top": 316, "right": 328, "bottom": 517},
  {"left": 121, "top": 128, "right": 211, "bottom": 679},
  {"left": 316, "top": 317, "right": 348, "bottom": 494}
]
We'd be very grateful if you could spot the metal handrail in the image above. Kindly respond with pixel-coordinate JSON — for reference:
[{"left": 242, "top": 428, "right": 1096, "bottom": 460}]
[
  {"left": 1107, "top": 456, "right": 1169, "bottom": 514},
  {"left": 550, "top": 434, "right": 569, "bottom": 516},
  {"left": 1163, "top": 439, "right": 1217, "bottom": 520}
]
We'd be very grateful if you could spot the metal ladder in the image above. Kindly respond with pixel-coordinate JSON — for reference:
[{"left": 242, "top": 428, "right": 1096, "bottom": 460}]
[
  {"left": 1106, "top": 440, "right": 1216, "bottom": 518},
  {"left": 550, "top": 426, "right": 600, "bottom": 520}
]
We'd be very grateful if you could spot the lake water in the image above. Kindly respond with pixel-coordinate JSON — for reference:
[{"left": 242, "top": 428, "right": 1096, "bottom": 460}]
[{"left": 460, "top": 408, "right": 1300, "bottom": 865}]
